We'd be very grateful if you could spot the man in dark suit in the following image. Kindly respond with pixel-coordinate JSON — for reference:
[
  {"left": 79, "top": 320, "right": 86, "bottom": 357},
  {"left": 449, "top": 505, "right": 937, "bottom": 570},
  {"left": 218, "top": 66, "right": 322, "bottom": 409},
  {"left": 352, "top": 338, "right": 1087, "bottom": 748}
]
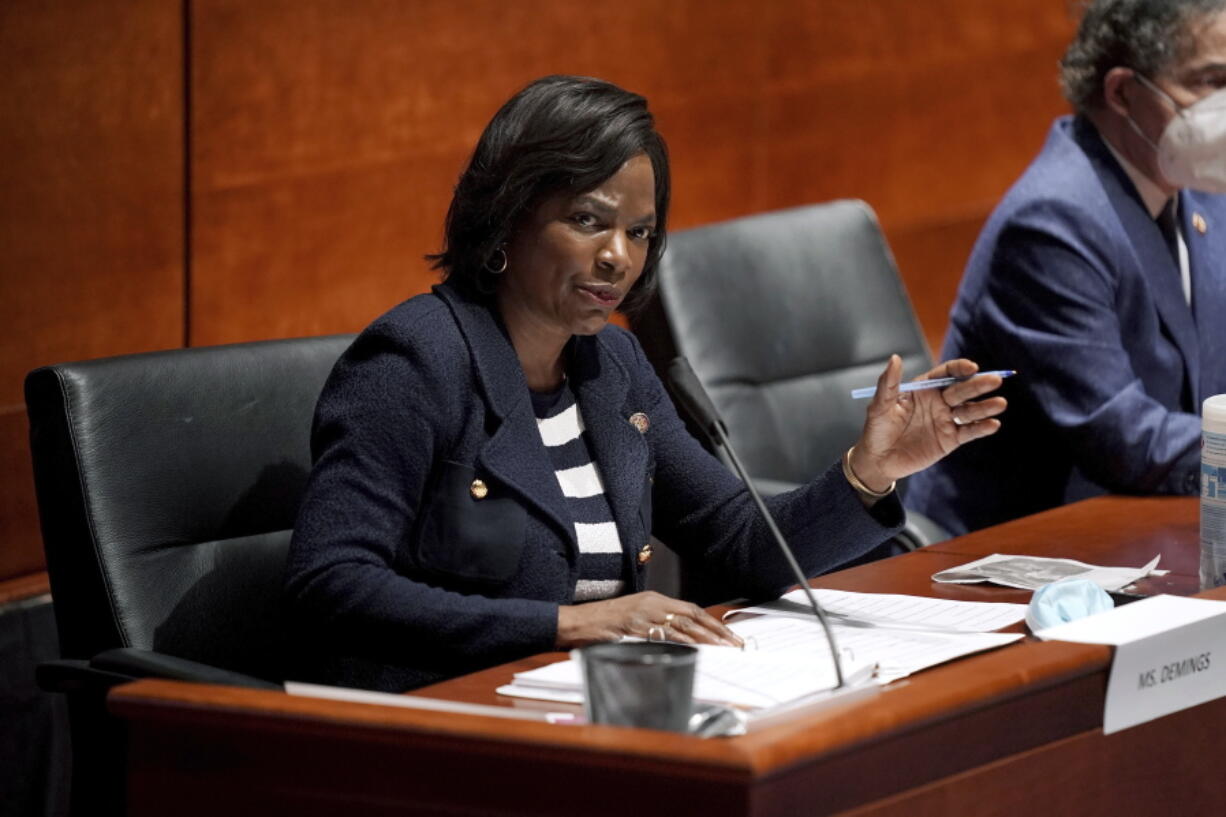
[{"left": 908, "top": 0, "right": 1226, "bottom": 535}]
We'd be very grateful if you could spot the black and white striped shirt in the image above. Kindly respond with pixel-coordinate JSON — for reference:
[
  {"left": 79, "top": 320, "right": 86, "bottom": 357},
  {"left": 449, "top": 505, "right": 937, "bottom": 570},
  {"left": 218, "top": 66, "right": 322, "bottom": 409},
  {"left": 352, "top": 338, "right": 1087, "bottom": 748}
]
[{"left": 530, "top": 382, "right": 624, "bottom": 602}]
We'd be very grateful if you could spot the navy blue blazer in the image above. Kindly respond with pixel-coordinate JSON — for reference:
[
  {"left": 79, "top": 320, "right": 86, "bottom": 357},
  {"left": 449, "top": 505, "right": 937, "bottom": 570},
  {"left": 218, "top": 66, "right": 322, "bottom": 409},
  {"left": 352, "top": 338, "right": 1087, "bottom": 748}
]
[
  {"left": 285, "top": 280, "right": 902, "bottom": 691},
  {"left": 909, "top": 115, "right": 1226, "bottom": 536}
]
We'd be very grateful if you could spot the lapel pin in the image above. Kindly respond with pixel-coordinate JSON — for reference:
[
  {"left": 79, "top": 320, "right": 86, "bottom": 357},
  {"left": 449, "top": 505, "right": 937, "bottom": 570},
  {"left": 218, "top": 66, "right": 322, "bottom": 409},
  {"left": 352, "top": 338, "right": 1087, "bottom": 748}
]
[
  {"left": 628, "top": 412, "right": 650, "bottom": 434},
  {"left": 1193, "top": 212, "right": 1208, "bottom": 234},
  {"left": 470, "top": 479, "right": 488, "bottom": 500}
]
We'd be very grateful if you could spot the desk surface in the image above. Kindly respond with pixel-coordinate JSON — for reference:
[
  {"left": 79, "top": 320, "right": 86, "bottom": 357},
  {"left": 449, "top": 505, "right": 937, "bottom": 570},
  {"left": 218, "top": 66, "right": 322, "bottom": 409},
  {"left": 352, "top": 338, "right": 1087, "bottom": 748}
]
[{"left": 110, "top": 496, "right": 1220, "bottom": 817}]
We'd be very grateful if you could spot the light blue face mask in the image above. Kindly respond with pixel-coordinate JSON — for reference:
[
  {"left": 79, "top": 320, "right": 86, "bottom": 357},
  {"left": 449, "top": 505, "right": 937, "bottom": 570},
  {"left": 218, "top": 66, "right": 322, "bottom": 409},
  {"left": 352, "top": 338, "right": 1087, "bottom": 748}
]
[{"left": 1025, "top": 577, "right": 1115, "bottom": 632}]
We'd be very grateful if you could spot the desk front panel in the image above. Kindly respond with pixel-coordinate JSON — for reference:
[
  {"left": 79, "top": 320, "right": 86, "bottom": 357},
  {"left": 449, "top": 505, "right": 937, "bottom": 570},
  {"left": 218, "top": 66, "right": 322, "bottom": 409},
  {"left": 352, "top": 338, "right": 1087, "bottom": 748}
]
[{"left": 111, "top": 496, "right": 1216, "bottom": 816}]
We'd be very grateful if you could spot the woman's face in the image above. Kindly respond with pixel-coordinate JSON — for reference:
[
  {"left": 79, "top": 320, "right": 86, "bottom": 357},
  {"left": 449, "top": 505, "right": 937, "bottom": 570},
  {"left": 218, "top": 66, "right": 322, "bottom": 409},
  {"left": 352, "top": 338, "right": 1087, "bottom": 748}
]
[{"left": 499, "top": 153, "right": 657, "bottom": 339}]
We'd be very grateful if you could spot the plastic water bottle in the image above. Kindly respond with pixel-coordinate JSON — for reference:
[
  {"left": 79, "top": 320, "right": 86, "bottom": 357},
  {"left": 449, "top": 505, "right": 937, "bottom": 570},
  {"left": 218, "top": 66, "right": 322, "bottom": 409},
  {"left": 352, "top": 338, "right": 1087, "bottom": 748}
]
[{"left": 1201, "top": 395, "right": 1226, "bottom": 589}]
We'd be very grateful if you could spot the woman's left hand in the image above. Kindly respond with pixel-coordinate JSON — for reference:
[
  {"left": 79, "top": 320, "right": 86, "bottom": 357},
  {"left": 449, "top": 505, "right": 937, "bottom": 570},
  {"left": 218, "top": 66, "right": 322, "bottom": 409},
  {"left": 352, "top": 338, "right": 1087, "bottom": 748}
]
[{"left": 847, "top": 355, "right": 1007, "bottom": 493}]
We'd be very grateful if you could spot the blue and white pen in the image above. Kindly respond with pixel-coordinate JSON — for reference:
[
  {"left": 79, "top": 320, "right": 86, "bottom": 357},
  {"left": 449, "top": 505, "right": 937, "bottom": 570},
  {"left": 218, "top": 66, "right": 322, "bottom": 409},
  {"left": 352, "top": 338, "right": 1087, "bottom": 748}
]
[{"left": 851, "top": 370, "right": 1017, "bottom": 400}]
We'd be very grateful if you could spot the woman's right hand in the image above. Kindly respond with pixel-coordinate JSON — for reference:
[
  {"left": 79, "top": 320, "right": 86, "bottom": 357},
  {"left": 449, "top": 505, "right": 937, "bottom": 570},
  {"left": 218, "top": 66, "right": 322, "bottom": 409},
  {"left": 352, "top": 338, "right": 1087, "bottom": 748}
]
[
  {"left": 556, "top": 591, "right": 743, "bottom": 649},
  {"left": 847, "top": 355, "right": 1006, "bottom": 494}
]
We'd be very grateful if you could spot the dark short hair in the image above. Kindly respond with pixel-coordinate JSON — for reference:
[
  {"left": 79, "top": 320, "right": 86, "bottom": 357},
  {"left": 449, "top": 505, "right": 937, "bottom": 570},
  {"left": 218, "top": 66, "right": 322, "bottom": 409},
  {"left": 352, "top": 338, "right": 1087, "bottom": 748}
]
[
  {"left": 429, "top": 75, "right": 670, "bottom": 314},
  {"left": 1060, "top": 0, "right": 1226, "bottom": 112}
]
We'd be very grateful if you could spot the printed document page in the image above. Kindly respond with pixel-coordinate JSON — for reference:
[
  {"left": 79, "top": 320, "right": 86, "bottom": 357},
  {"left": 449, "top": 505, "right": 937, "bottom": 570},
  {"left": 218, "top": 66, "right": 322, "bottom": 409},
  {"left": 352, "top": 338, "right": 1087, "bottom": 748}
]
[
  {"left": 728, "top": 614, "right": 1022, "bottom": 684},
  {"left": 501, "top": 611, "right": 1022, "bottom": 709},
  {"left": 729, "top": 587, "right": 1027, "bottom": 632},
  {"left": 503, "top": 638, "right": 876, "bottom": 710}
]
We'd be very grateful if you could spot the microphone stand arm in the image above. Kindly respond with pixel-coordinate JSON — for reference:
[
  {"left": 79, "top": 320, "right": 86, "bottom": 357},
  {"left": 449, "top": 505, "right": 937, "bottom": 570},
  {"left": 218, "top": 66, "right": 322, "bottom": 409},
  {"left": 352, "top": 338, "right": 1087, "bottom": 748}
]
[{"left": 710, "top": 422, "right": 846, "bottom": 689}]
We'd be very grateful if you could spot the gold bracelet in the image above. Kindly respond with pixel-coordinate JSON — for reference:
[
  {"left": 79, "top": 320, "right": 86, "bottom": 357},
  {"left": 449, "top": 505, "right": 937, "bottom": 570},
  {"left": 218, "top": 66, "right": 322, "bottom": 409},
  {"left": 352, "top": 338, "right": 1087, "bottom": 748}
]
[{"left": 842, "top": 446, "right": 895, "bottom": 498}]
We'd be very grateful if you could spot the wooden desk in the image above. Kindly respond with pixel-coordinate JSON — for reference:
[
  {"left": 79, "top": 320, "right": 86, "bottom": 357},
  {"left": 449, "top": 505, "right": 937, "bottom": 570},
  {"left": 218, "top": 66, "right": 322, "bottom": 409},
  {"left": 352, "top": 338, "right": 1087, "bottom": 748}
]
[{"left": 110, "top": 497, "right": 1221, "bottom": 816}]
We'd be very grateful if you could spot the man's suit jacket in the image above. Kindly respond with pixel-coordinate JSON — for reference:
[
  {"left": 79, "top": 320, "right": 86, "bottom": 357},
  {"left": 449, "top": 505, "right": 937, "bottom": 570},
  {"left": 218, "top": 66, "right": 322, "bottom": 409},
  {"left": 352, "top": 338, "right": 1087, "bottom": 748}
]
[
  {"left": 908, "top": 115, "right": 1226, "bottom": 536},
  {"left": 285, "top": 280, "right": 901, "bottom": 691}
]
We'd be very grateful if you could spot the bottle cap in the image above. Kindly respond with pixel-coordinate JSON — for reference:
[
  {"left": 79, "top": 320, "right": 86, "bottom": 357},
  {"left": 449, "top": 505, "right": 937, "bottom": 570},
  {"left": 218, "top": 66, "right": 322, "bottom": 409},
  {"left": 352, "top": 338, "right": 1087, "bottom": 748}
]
[{"left": 1205, "top": 394, "right": 1226, "bottom": 427}]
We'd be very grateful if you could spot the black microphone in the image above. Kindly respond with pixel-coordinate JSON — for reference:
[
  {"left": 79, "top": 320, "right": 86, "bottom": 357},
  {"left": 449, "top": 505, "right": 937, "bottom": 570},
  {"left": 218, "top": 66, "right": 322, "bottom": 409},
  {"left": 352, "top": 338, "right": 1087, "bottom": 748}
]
[{"left": 667, "top": 356, "right": 846, "bottom": 688}]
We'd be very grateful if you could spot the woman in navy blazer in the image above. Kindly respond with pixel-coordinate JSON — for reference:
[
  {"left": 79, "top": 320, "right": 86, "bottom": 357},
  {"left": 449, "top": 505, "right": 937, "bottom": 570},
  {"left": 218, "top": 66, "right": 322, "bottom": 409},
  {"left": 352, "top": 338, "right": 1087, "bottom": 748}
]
[{"left": 285, "top": 75, "right": 1007, "bottom": 692}]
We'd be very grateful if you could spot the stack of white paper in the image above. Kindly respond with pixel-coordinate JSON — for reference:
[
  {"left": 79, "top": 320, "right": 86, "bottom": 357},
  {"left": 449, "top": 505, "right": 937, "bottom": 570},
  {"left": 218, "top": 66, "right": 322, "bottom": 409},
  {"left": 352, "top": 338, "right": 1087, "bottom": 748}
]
[
  {"left": 502, "top": 640, "right": 876, "bottom": 710},
  {"left": 733, "top": 587, "right": 1028, "bottom": 632},
  {"left": 727, "top": 613, "right": 1023, "bottom": 684},
  {"left": 501, "top": 590, "right": 1028, "bottom": 710}
]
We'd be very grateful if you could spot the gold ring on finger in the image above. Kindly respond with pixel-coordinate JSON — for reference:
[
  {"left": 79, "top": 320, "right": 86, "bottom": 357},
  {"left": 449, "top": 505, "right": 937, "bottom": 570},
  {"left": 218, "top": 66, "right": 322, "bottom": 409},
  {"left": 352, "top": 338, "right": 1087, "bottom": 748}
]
[
  {"left": 664, "top": 612, "right": 676, "bottom": 625},
  {"left": 647, "top": 625, "right": 665, "bottom": 642}
]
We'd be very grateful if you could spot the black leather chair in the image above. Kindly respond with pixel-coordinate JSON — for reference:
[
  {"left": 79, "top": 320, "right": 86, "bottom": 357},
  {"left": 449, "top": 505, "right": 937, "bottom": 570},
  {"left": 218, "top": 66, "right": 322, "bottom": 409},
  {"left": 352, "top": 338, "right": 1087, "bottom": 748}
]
[
  {"left": 25, "top": 334, "right": 354, "bottom": 816},
  {"left": 632, "top": 201, "right": 947, "bottom": 599}
]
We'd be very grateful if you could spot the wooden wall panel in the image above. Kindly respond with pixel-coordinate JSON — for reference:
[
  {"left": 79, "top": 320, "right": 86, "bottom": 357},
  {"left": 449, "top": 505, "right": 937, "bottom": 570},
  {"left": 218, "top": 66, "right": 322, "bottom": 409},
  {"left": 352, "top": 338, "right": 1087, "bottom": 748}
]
[
  {"left": 189, "top": 0, "right": 1077, "bottom": 348},
  {"left": 888, "top": 216, "right": 987, "bottom": 356},
  {"left": 188, "top": 0, "right": 769, "bottom": 344},
  {"left": 0, "top": 0, "right": 185, "bottom": 583}
]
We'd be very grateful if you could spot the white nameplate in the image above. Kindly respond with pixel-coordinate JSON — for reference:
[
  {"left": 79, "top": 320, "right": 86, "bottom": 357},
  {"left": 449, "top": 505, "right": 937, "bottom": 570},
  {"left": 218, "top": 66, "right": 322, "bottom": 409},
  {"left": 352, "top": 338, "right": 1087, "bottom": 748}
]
[{"left": 1035, "top": 595, "right": 1226, "bottom": 734}]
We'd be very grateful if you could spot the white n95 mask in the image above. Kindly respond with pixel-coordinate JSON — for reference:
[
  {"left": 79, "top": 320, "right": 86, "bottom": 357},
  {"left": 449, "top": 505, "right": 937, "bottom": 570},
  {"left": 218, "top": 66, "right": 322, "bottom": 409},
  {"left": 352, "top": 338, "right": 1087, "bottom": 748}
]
[{"left": 1133, "top": 74, "right": 1226, "bottom": 194}]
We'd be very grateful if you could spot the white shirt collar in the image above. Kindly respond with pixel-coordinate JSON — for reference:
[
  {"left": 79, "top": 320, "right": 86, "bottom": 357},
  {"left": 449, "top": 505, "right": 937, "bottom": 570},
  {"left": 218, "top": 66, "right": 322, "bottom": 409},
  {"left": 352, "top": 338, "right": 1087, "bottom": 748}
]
[
  {"left": 1101, "top": 137, "right": 1170, "bottom": 219},
  {"left": 1098, "top": 126, "right": 1191, "bottom": 305}
]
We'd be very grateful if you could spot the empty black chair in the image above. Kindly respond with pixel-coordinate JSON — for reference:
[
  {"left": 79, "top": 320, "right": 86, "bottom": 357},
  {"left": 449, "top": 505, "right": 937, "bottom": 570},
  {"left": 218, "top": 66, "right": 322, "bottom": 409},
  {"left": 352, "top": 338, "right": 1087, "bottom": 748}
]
[
  {"left": 633, "top": 201, "right": 946, "bottom": 599},
  {"left": 25, "top": 334, "right": 354, "bottom": 815}
]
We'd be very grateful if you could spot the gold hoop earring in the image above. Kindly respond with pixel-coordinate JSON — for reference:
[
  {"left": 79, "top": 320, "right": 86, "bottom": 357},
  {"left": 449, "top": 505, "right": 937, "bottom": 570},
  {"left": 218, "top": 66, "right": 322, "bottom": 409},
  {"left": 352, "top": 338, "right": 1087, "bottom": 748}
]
[{"left": 484, "top": 247, "right": 507, "bottom": 275}]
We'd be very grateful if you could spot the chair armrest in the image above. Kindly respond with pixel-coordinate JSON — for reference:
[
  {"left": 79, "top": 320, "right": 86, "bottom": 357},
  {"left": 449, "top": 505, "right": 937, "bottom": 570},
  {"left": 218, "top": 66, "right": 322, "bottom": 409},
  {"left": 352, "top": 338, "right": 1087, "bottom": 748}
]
[
  {"left": 37, "top": 648, "right": 281, "bottom": 695},
  {"left": 91, "top": 648, "right": 281, "bottom": 690},
  {"left": 751, "top": 477, "right": 949, "bottom": 553},
  {"left": 751, "top": 477, "right": 802, "bottom": 498},
  {"left": 895, "top": 510, "right": 950, "bottom": 550},
  {"left": 36, "top": 658, "right": 136, "bottom": 693}
]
